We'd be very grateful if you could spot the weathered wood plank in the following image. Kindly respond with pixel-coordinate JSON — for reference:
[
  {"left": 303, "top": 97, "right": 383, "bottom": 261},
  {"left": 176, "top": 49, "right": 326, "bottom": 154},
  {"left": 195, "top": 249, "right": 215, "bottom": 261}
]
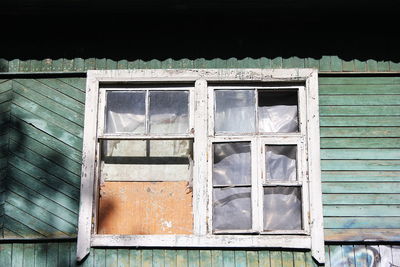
[
  {"left": 322, "top": 171, "right": 400, "bottom": 181},
  {"left": 94, "top": 248, "right": 106, "bottom": 267},
  {"left": 165, "top": 250, "right": 177, "bottom": 267},
  {"left": 129, "top": 250, "right": 141, "bottom": 267},
  {"left": 323, "top": 205, "right": 400, "bottom": 216},
  {"left": 319, "top": 56, "right": 331, "bottom": 72},
  {"left": 281, "top": 251, "right": 294, "bottom": 267},
  {"left": 118, "top": 249, "right": 130, "bottom": 267},
  {"left": 58, "top": 243, "right": 71, "bottom": 267},
  {"left": 319, "top": 77, "right": 400, "bottom": 85},
  {"left": 321, "top": 160, "right": 400, "bottom": 171},
  {"left": 223, "top": 251, "right": 235, "bottom": 267},
  {"left": 258, "top": 251, "right": 270, "bottom": 267},
  {"left": 324, "top": 217, "right": 400, "bottom": 229},
  {"left": 199, "top": 250, "right": 211, "bottom": 267},
  {"left": 46, "top": 243, "right": 59, "bottom": 267},
  {"left": 142, "top": 250, "right": 153, "bottom": 267},
  {"left": 234, "top": 251, "right": 246, "bottom": 267},
  {"left": 34, "top": 243, "right": 47, "bottom": 267},
  {"left": 321, "top": 127, "right": 400, "bottom": 137},
  {"left": 322, "top": 182, "right": 400, "bottom": 193},
  {"left": 321, "top": 138, "right": 400, "bottom": 148},
  {"left": 320, "top": 116, "right": 400, "bottom": 127},
  {"left": 319, "top": 95, "right": 400, "bottom": 105},
  {"left": 0, "top": 244, "right": 12, "bottom": 267},
  {"left": 37, "top": 79, "right": 85, "bottom": 103},
  {"left": 323, "top": 194, "right": 400, "bottom": 205},
  {"left": 270, "top": 251, "right": 282, "bottom": 267},
  {"left": 320, "top": 84, "right": 400, "bottom": 94},
  {"left": 211, "top": 250, "right": 223, "bottom": 267},
  {"left": 11, "top": 243, "right": 24, "bottom": 267},
  {"left": 4, "top": 215, "right": 44, "bottom": 238},
  {"left": 321, "top": 149, "right": 400, "bottom": 159},
  {"left": 247, "top": 251, "right": 258, "bottom": 267},
  {"left": 320, "top": 105, "right": 400, "bottom": 116},
  {"left": 105, "top": 249, "right": 118, "bottom": 267},
  {"left": 153, "top": 249, "right": 165, "bottom": 267},
  {"left": 188, "top": 250, "right": 200, "bottom": 267},
  {"left": 293, "top": 252, "right": 305, "bottom": 267},
  {"left": 378, "top": 245, "right": 392, "bottom": 267}
]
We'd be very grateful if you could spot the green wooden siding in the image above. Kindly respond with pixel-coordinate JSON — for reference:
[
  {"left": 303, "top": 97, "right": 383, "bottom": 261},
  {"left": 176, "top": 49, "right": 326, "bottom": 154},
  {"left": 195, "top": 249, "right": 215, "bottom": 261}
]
[
  {"left": 1, "top": 57, "right": 400, "bottom": 73},
  {"left": 319, "top": 76, "right": 400, "bottom": 239},
  {"left": 0, "top": 78, "right": 85, "bottom": 238},
  {"left": 0, "top": 242, "right": 399, "bottom": 267}
]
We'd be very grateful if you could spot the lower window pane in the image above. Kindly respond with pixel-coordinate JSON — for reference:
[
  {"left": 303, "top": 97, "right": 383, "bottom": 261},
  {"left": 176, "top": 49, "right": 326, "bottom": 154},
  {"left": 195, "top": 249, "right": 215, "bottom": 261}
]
[
  {"left": 263, "top": 187, "right": 302, "bottom": 231},
  {"left": 213, "top": 187, "right": 252, "bottom": 231}
]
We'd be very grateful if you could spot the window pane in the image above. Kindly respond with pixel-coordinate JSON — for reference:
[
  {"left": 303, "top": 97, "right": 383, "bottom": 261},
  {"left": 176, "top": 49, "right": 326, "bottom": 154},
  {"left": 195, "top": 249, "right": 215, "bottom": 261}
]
[
  {"left": 263, "top": 187, "right": 302, "bottom": 230},
  {"left": 266, "top": 145, "right": 297, "bottom": 181},
  {"left": 213, "top": 142, "right": 251, "bottom": 185},
  {"left": 258, "top": 90, "right": 298, "bottom": 133},
  {"left": 106, "top": 91, "right": 146, "bottom": 134},
  {"left": 215, "top": 90, "right": 255, "bottom": 133},
  {"left": 101, "top": 139, "right": 192, "bottom": 181},
  {"left": 213, "top": 187, "right": 251, "bottom": 231},
  {"left": 149, "top": 91, "right": 189, "bottom": 134}
]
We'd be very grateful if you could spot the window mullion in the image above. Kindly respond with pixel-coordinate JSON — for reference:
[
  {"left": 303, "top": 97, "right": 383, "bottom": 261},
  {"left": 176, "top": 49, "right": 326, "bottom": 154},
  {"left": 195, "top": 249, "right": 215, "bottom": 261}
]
[
  {"left": 145, "top": 89, "right": 149, "bottom": 134},
  {"left": 251, "top": 138, "right": 262, "bottom": 232}
]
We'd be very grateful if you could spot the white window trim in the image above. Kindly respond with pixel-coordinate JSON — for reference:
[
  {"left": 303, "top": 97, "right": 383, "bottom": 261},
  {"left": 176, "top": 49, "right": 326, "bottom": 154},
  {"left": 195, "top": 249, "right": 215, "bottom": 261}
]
[{"left": 77, "top": 69, "right": 324, "bottom": 264}]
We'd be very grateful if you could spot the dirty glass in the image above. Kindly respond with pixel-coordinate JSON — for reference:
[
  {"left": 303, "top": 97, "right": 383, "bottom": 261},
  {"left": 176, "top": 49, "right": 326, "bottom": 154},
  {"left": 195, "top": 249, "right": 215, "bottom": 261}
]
[
  {"left": 106, "top": 91, "right": 146, "bottom": 134},
  {"left": 265, "top": 145, "right": 297, "bottom": 181},
  {"left": 263, "top": 187, "right": 302, "bottom": 230},
  {"left": 149, "top": 91, "right": 189, "bottom": 134},
  {"left": 213, "top": 142, "right": 251, "bottom": 185},
  {"left": 213, "top": 187, "right": 252, "bottom": 230},
  {"left": 215, "top": 90, "right": 255, "bottom": 134},
  {"left": 101, "top": 139, "right": 192, "bottom": 181},
  {"left": 258, "top": 90, "right": 298, "bottom": 133}
]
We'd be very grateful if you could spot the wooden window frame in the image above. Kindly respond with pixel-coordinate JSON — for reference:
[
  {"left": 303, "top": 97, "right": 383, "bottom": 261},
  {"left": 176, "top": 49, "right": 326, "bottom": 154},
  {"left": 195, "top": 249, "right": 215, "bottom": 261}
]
[{"left": 77, "top": 69, "right": 324, "bottom": 264}]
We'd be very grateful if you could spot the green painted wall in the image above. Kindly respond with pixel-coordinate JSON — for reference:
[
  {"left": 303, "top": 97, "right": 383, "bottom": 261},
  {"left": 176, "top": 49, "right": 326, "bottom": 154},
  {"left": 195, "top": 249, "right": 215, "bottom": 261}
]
[{"left": 0, "top": 242, "right": 399, "bottom": 267}]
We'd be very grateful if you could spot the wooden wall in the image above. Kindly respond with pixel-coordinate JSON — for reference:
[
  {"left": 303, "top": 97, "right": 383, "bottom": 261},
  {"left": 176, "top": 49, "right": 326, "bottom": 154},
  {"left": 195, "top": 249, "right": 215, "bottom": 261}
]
[{"left": 0, "top": 242, "right": 399, "bottom": 267}]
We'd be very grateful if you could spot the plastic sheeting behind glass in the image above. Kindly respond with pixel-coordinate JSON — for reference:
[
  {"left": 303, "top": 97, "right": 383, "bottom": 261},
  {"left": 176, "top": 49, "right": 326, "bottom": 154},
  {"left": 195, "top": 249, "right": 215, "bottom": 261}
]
[
  {"left": 213, "top": 142, "right": 251, "bottom": 185},
  {"left": 106, "top": 91, "right": 146, "bottom": 134},
  {"left": 263, "top": 187, "right": 302, "bottom": 230},
  {"left": 258, "top": 90, "right": 298, "bottom": 133},
  {"left": 101, "top": 139, "right": 192, "bottom": 181},
  {"left": 215, "top": 90, "right": 255, "bottom": 133},
  {"left": 266, "top": 145, "right": 297, "bottom": 181},
  {"left": 213, "top": 187, "right": 252, "bottom": 230},
  {"left": 149, "top": 91, "right": 189, "bottom": 134}
]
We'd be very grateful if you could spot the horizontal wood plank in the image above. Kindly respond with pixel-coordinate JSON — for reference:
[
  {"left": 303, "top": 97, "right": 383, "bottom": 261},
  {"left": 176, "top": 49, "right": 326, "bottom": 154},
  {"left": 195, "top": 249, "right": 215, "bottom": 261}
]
[
  {"left": 322, "top": 171, "right": 400, "bottom": 181},
  {"left": 324, "top": 217, "right": 400, "bottom": 229},
  {"left": 323, "top": 205, "right": 400, "bottom": 216},
  {"left": 324, "top": 229, "right": 400, "bottom": 241},
  {"left": 320, "top": 127, "right": 400, "bottom": 137},
  {"left": 320, "top": 116, "right": 400, "bottom": 126},
  {"left": 321, "top": 138, "right": 400, "bottom": 148},
  {"left": 322, "top": 182, "right": 400, "bottom": 193},
  {"left": 321, "top": 149, "right": 400, "bottom": 159},
  {"left": 319, "top": 77, "right": 400, "bottom": 85},
  {"left": 323, "top": 194, "right": 400, "bottom": 205},
  {"left": 321, "top": 160, "right": 400, "bottom": 171},
  {"left": 319, "top": 95, "right": 400, "bottom": 105},
  {"left": 319, "top": 84, "right": 400, "bottom": 94}
]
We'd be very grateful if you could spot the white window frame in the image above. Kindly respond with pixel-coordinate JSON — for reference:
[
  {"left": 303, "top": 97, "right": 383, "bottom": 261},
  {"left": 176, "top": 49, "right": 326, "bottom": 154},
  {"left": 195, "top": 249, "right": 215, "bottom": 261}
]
[{"left": 77, "top": 69, "right": 324, "bottom": 264}]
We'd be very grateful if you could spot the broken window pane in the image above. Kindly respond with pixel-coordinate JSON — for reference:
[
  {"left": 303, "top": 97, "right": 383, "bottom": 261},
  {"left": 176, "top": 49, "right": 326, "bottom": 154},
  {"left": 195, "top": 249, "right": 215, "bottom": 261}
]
[
  {"left": 106, "top": 91, "right": 146, "bottom": 134},
  {"left": 215, "top": 90, "right": 255, "bottom": 133},
  {"left": 258, "top": 90, "right": 298, "bottom": 133},
  {"left": 263, "top": 187, "right": 302, "bottom": 230},
  {"left": 213, "top": 142, "right": 251, "bottom": 185},
  {"left": 213, "top": 187, "right": 252, "bottom": 231},
  {"left": 149, "top": 91, "right": 189, "bottom": 134},
  {"left": 266, "top": 145, "right": 297, "bottom": 181},
  {"left": 101, "top": 139, "right": 192, "bottom": 181}
]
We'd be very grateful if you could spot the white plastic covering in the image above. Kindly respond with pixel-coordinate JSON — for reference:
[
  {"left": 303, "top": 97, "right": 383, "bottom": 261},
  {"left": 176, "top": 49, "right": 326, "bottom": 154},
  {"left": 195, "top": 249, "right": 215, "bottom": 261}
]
[
  {"left": 213, "top": 142, "right": 251, "bottom": 185},
  {"left": 265, "top": 145, "right": 297, "bottom": 181},
  {"left": 213, "top": 187, "right": 252, "bottom": 230},
  {"left": 263, "top": 187, "right": 302, "bottom": 230},
  {"left": 215, "top": 90, "right": 255, "bottom": 133},
  {"left": 106, "top": 91, "right": 146, "bottom": 133}
]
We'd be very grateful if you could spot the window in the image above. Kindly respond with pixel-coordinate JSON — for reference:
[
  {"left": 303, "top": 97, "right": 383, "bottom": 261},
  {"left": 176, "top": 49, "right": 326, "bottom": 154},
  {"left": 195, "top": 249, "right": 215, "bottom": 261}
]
[{"left": 77, "top": 69, "right": 324, "bottom": 264}]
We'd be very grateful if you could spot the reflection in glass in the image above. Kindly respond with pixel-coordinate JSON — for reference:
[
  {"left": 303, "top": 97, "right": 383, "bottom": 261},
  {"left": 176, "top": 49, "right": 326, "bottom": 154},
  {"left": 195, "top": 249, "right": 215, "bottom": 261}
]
[
  {"left": 258, "top": 90, "right": 298, "bottom": 133},
  {"left": 263, "top": 187, "right": 302, "bottom": 230},
  {"left": 149, "top": 91, "right": 189, "bottom": 134},
  {"left": 106, "top": 91, "right": 146, "bottom": 133},
  {"left": 213, "top": 142, "right": 251, "bottom": 185},
  {"left": 213, "top": 187, "right": 252, "bottom": 230},
  {"left": 266, "top": 145, "right": 297, "bottom": 181},
  {"left": 215, "top": 90, "right": 255, "bottom": 133}
]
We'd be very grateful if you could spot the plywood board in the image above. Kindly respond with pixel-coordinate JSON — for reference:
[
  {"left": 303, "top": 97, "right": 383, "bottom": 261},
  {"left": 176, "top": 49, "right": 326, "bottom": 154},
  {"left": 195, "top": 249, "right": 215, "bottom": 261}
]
[{"left": 98, "top": 181, "right": 193, "bottom": 235}]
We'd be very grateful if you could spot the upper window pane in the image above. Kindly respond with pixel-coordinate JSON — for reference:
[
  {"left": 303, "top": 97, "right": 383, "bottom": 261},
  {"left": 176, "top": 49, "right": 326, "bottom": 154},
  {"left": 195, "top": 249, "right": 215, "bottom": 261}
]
[
  {"left": 215, "top": 90, "right": 255, "bottom": 133},
  {"left": 105, "top": 91, "right": 146, "bottom": 134},
  {"left": 149, "top": 91, "right": 189, "bottom": 134},
  {"left": 258, "top": 90, "right": 298, "bottom": 133}
]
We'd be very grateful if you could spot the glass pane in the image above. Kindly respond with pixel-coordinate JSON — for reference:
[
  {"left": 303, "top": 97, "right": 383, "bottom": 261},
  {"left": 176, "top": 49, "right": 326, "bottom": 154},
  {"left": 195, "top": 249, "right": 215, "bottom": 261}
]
[
  {"left": 263, "top": 187, "right": 302, "bottom": 230},
  {"left": 106, "top": 91, "right": 146, "bottom": 134},
  {"left": 213, "top": 187, "right": 252, "bottom": 231},
  {"left": 266, "top": 145, "right": 297, "bottom": 181},
  {"left": 258, "top": 90, "right": 298, "bottom": 133},
  {"left": 213, "top": 142, "right": 251, "bottom": 185},
  {"left": 149, "top": 91, "right": 189, "bottom": 134},
  {"left": 101, "top": 139, "right": 192, "bottom": 181},
  {"left": 215, "top": 90, "right": 255, "bottom": 133}
]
